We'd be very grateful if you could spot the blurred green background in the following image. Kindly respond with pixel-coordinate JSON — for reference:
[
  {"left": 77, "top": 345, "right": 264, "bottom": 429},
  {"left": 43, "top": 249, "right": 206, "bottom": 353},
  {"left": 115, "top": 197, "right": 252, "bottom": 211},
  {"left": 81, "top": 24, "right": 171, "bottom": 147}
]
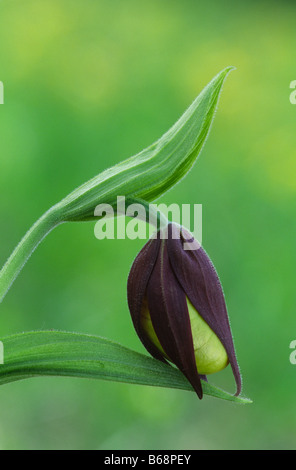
[{"left": 0, "top": 0, "right": 296, "bottom": 450}]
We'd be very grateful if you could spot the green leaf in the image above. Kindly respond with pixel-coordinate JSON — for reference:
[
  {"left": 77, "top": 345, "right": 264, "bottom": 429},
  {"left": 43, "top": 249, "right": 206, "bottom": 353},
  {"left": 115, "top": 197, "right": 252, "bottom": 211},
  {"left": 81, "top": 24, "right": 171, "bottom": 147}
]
[
  {"left": 56, "top": 67, "right": 234, "bottom": 221},
  {"left": 0, "top": 330, "right": 252, "bottom": 404}
]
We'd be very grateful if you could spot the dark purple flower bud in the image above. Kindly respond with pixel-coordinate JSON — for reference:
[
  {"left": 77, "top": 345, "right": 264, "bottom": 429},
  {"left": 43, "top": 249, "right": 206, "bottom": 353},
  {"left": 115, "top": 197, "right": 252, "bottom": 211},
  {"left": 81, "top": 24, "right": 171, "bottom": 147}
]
[{"left": 127, "top": 223, "right": 241, "bottom": 399}]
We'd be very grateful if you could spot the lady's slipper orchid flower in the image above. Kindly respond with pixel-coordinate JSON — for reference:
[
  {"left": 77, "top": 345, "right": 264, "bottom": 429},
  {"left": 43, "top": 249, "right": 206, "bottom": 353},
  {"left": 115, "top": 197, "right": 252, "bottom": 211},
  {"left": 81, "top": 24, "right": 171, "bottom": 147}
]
[{"left": 127, "top": 223, "right": 241, "bottom": 399}]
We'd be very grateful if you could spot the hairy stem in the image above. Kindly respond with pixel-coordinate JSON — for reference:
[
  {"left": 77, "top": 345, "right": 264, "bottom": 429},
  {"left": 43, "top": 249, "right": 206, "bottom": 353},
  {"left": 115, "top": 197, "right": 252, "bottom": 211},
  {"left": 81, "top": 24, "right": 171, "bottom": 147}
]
[
  {"left": 124, "top": 197, "right": 169, "bottom": 231},
  {"left": 0, "top": 199, "right": 169, "bottom": 304},
  {"left": 0, "top": 207, "right": 62, "bottom": 303}
]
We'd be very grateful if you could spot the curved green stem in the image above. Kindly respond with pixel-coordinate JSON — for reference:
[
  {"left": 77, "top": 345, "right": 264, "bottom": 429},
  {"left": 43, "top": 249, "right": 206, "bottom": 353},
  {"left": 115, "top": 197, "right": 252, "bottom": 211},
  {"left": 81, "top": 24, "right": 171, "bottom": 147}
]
[
  {"left": 0, "top": 198, "right": 169, "bottom": 304},
  {"left": 0, "top": 207, "right": 62, "bottom": 303},
  {"left": 124, "top": 197, "right": 169, "bottom": 231}
]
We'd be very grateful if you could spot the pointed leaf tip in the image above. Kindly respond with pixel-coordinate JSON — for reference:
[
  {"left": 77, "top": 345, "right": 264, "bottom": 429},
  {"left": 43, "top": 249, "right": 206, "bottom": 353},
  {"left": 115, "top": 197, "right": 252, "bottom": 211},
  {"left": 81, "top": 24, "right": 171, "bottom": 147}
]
[
  {"left": 56, "top": 67, "right": 235, "bottom": 221},
  {"left": 0, "top": 330, "right": 252, "bottom": 403}
]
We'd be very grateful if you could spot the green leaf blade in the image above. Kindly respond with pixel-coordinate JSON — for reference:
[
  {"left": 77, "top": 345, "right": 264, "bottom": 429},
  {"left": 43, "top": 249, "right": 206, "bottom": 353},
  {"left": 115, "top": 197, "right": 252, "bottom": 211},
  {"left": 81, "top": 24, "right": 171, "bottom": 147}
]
[
  {"left": 0, "top": 330, "right": 251, "bottom": 404},
  {"left": 58, "top": 67, "right": 234, "bottom": 221}
]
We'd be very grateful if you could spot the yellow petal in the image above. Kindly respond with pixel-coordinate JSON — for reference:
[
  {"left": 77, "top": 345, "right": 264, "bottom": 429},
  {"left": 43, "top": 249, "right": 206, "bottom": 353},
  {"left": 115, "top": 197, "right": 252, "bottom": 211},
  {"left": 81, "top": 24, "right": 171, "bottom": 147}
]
[
  {"left": 187, "top": 299, "right": 229, "bottom": 375},
  {"left": 141, "top": 299, "right": 168, "bottom": 359}
]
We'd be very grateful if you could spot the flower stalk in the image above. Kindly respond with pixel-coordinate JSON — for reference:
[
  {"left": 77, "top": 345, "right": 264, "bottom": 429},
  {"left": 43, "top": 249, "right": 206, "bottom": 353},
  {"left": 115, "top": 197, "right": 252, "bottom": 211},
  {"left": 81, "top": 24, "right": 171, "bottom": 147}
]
[{"left": 0, "top": 207, "right": 62, "bottom": 302}]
